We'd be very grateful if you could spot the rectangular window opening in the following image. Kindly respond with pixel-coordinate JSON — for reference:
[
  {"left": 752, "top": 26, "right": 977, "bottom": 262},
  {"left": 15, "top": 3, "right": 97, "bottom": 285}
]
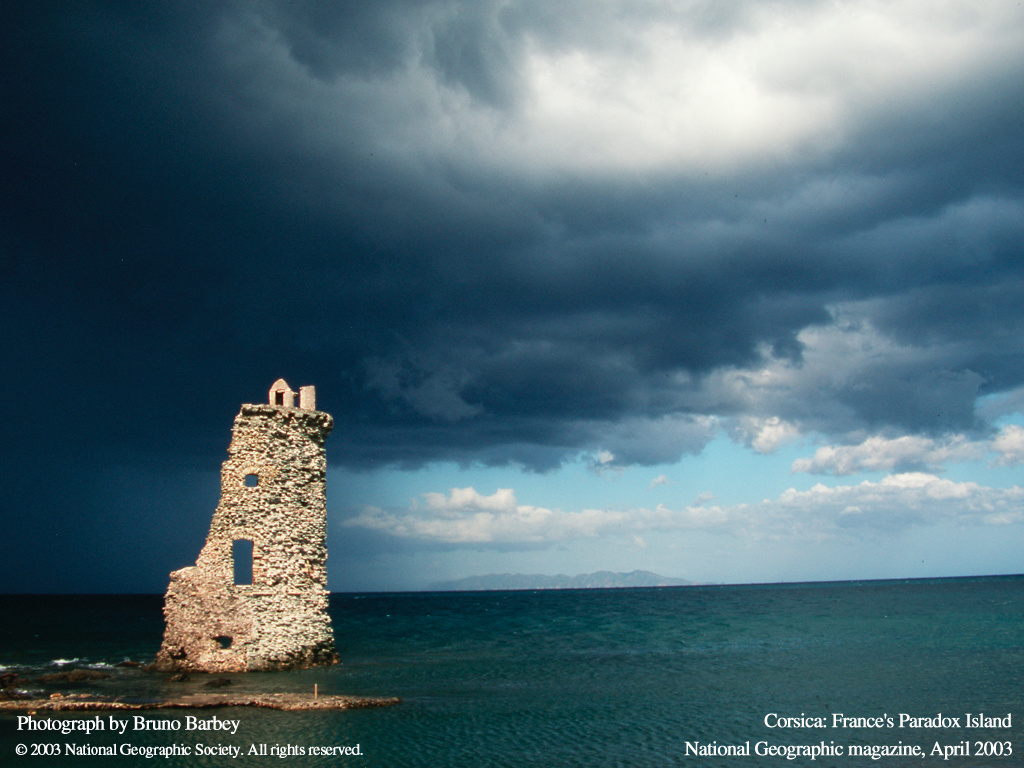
[{"left": 232, "top": 539, "right": 254, "bottom": 586}]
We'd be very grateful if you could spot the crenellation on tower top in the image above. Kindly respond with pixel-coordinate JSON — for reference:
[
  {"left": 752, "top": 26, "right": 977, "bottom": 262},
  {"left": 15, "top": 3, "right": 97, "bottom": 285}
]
[{"left": 266, "top": 379, "right": 317, "bottom": 411}]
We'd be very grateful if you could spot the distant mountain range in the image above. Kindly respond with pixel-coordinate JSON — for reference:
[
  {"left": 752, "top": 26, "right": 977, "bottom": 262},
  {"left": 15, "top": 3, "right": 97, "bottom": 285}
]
[{"left": 427, "top": 570, "right": 693, "bottom": 592}]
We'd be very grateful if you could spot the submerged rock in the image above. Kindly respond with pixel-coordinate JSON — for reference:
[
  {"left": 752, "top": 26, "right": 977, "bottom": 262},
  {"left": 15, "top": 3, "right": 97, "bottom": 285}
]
[{"left": 37, "top": 669, "right": 111, "bottom": 683}]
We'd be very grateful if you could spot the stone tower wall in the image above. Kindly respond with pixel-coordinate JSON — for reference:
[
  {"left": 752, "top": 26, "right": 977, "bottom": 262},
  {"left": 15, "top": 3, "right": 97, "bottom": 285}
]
[{"left": 154, "top": 386, "right": 337, "bottom": 673}]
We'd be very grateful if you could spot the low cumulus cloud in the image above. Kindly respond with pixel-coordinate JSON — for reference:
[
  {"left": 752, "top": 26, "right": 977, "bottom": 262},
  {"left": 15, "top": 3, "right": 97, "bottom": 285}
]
[
  {"left": 991, "top": 424, "right": 1024, "bottom": 466},
  {"left": 345, "top": 474, "right": 1024, "bottom": 547},
  {"left": 791, "top": 423, "right": 1024, "bottom": 476},
  {"left": 346, "top": 487, "right": 626, "bottom": 544},
  {"left": 792, "top": 435, "right": 985, "bottom": 476},
  {"left": 735, "top": 416, "right": 801, "bottom": 454}
]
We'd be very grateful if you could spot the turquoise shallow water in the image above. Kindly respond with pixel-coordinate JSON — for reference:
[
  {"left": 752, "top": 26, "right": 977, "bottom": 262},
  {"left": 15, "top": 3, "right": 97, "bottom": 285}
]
[{"left": 1, "top": 576, "right": 1022, "bottom": 767}]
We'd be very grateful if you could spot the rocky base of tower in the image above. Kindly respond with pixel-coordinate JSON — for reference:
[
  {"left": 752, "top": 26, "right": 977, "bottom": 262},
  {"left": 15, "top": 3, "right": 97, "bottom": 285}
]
[{"left": 152, "top": 566, "right": 339, "bottom": 672}]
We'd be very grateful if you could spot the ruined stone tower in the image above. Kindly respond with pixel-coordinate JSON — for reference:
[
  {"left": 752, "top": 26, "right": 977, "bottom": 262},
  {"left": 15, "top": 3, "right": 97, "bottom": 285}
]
[{"left": 154, "top": 379, "right": 337, "bottom": 672}]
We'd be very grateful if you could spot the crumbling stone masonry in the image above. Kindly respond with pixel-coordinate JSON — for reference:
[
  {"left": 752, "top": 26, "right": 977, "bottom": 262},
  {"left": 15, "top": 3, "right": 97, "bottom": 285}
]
[{"left": 154, "top": 380, "right": 338, "bottom": 672}]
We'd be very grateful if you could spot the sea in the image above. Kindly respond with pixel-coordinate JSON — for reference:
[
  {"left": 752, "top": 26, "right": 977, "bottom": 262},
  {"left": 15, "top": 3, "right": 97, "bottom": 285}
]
[{"left": 1, "top": 575, "right": 1022, "bottom": 767}]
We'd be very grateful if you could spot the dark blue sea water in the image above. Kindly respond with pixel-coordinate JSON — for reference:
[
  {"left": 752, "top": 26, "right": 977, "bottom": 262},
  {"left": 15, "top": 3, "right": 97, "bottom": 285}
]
[{"left": 1, "top": 577, "right": 1022, "bottom": 767}]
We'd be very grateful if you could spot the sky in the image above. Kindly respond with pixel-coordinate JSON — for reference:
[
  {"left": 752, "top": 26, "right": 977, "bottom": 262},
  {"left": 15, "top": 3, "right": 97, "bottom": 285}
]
[{"left": 2, "top": 0, "right": 1024, "bottom": 593}]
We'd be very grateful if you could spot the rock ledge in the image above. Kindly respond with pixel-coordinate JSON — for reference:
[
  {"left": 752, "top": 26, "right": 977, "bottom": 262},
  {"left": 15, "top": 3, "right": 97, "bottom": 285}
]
[{"left": 0, "top": 692, "right": 400, "bottom": 712}]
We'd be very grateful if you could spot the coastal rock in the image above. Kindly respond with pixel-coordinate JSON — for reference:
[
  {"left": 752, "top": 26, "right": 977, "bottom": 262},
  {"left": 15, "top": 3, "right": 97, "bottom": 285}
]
[
  {"left": 0, "top": 673, "right": 25, "bottom": 689},
  {"left": 37, "top": 669, "right": 111, "bottom": 683},
  {"left": 0, "top": 674, "right": 30, "bottom": 702},
  {"left": 0, "top": 692, "right": 401, "bottom": 712}
]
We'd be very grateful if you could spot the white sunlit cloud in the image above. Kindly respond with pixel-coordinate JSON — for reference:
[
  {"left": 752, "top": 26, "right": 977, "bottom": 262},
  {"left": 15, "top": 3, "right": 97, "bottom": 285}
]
[
  {"left": 512, "top": 28, "right": 837, "bottom": 173},
  {"left": 347, "top": 486, "right": 627, "bottom": 544},
  {"left": 736, "top": 416, "right": 802, "bottom": 454},
  {"left": 791, "top": 434, "right": 986, "bottom": 476},
  {"left": 345, "top": 475, "right": 1024, "bottom": 547},
  {"left": 991, "top": 424, "right": 1024, "bottom": 466},
  {"left": 452, "top": 0, "right": 1024, "bottom": 174},
  {"left": 423, "top": 486, "right": 519, "bottom": 513},
  {"left": 790, "top": 424, "right": 1024, "bottom": 476},
  {"left": 586, "top": 449, "right": 627, "bottom": 478},
  {"left": 219, "top": 0, "right": 1024, "bottom": 177}
]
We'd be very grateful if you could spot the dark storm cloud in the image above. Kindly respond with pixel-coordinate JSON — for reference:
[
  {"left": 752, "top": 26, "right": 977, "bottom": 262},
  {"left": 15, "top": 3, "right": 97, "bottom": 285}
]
[{"left": 3, "top": 1, "right": 1024, "bottom": 589}]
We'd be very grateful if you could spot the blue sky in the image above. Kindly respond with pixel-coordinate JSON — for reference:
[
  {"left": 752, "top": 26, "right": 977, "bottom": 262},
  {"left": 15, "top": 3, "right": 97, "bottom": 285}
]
[
  {"left": 327, "top": 422, "right": 1024, "bottom": 591},
  {"left": 2, "top": 0, "right": 1024, "bottom": 592}
]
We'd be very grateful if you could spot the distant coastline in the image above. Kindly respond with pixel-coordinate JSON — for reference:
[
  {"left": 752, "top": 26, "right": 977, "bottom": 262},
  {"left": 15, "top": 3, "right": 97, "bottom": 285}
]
[{"left": 426, "top": 570, "right": 693, "bottom": 592}]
